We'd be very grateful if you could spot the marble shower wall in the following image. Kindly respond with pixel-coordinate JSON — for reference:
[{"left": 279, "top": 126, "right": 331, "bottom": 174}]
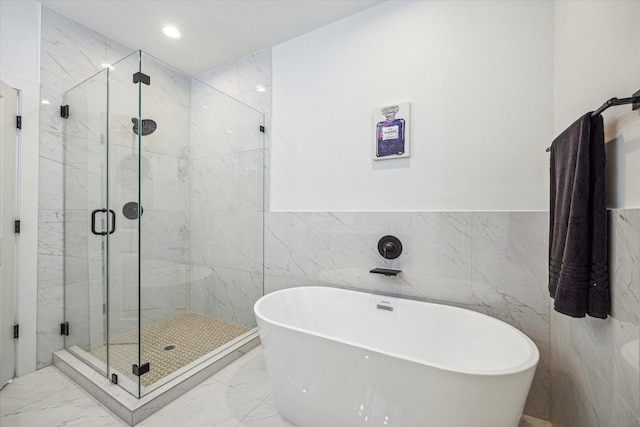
[
  {"left": 39, "top": 9, "right": 193, "bottom": 366},
  {"left": 38, "top": 7, "right": 134, "bottom": 369},
  {"left": 99, "top": 51, "right": 194, "bottom": 335},
  {"left": 137, "top": 53, "right": 192, "bottom": 329},
  {"left": 196, "top": 50, "right": 271, "bottom": 210},
  {"left": 40, "top": 8, "right": 266, "bottom": 370},
  {"left": 62, "top": 68, "right": 109, "bottom": 352},
  {"left": 187, "top": 76, "right": 265, "bottom": 329}
]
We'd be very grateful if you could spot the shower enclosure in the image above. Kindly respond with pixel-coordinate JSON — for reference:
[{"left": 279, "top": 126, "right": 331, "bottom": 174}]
[{"left": 62, "top": 51, "right": 264, "bottom": 398}]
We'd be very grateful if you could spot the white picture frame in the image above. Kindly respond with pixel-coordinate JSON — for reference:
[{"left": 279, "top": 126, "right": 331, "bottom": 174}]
[{"left": 372, "top": 101, "right": 410, "bottom": 160}]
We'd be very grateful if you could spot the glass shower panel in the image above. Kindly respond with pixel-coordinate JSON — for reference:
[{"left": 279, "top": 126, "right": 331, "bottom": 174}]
[
  {"left": 106, "top": 51, "right": 142, "bottom": 397},
  {"left": 137, "top": 53, "right": 193, "bottom": 395},
  {"left": 189, "top": 79, "right": 265, "bottom": 332},
  {"left": 63, "top": 69, "right": 109, "bottom": 376},
  {"left": 61, "top": 49, "right": 265, "bottom": 400},
  {"left": 131, "top": 54, "right": 265, "bottom": 396}
]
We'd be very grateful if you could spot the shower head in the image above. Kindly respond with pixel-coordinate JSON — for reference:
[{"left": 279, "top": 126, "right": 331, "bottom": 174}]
[{"left": 131, "top": 117, "right": 157, "bottom": 136}]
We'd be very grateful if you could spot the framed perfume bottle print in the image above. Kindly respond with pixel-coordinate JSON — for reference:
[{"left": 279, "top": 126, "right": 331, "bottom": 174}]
[{"left": 372, "top": 101, "right": 410, "bottom": 160}]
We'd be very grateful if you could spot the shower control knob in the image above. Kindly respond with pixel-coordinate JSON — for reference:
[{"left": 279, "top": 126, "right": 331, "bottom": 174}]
[
  {"left": 378, "top": 235, "right": 402, "bottom": 259},
  {"left": 383, "top": 241, "right": 396, "bottom": 253},
  {"left": 123, "top": 201, "right": 143, "bottom": 220}
]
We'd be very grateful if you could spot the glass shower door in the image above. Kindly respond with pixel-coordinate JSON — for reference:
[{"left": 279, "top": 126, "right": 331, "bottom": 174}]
[
  {"left": 63, "top": 51, "right": 143, "bottom": 397},
  {"left": 106, "top": 51, "right": 142, "bottom": 397},
  {"left": 63, "top": 69, "right": 110, "bottom": 376}
]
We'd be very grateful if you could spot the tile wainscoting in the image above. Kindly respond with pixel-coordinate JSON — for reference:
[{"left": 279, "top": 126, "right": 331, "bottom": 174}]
[{"left": 264, "top": 209, "right": 640, "bottom": 423}]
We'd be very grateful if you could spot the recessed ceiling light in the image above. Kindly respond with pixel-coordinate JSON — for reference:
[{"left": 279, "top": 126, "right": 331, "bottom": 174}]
[
  {"left": 162, "top": 25, "right": 183, "bottom": 39},
  {"left": 256, "top": 85, "right": 266, "bottom": 92},
  {"left": 41, "top": 99, "right": 50, "bottom": 105}
]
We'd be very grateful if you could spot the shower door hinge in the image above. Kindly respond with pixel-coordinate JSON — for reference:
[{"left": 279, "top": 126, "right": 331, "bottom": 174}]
[
  {"left": 132, "top": 72, "right": 151, "bottom": 86},
  {"left": 259, "top": 125, "right": 265, "bottom": 133},
  {"left": 60, "top": 321, "right": 69, "bottom": 336},
  {"left": 132, "top": 362, "right": 150, "bottom": 376},
  {"left": 60, "top": 105, "right": 70, "bottom": 118},
  {"left": 14, "top": 220, "right": 20, "bottom": 234},
  {"left": 16, "top": 115, "right": 22, "bottom": 129},
  {"left": 13, "top": 324, "right": 19, "bottom": 339}
]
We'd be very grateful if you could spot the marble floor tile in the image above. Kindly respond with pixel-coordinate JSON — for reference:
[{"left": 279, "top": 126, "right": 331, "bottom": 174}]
[
  {"left": 137, "top": 378, "right": 261, "bottom": 427},
  {"left": 1, "top": 377, "right": 127, "bottom": 427},
  {"left": 1, "top": 346, "right": 548, "bottom": 426},
  {"left": 0, "top": 366, "right": 82, "bottom": 416},
  {"left": 212, "top": 346, "right": 273, "bottom": 402},
  {"left": 236, "top": 401, "right": 295, "bottom": 426}
]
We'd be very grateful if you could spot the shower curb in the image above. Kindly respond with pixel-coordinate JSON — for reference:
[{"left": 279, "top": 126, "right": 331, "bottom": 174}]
[{"left": 53, "top": 332, "right": 260, "bottom": 426}]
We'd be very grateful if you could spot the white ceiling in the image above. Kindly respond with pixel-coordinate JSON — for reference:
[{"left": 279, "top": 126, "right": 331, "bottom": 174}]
[{"left": 38, "top": 0, "right": 384, "bottom": 76}]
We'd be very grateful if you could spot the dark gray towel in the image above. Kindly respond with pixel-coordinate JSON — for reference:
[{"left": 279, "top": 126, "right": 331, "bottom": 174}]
[{"left": 549, "top": 113, "right": 609, "bottom": 318}]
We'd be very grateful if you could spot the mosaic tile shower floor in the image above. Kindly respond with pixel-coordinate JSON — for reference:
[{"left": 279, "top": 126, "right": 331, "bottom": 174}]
[{"left": 87, "top": 312, "right": 250, "bottom": 387}]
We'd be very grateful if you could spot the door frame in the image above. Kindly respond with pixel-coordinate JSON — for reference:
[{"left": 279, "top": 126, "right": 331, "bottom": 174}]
[{"left": 0, "top": 79, "right": 19, "bottom": 387}]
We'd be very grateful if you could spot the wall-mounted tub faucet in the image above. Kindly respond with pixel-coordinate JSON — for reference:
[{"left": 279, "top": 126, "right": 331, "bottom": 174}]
[
  {"left": 371, "top": 235, "right": 403, "bottom": 276},
  {"left": 370, "top": 268, "right": 401, "bottom": 276}
]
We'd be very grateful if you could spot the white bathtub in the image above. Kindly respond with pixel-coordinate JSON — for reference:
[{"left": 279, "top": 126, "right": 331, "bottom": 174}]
[{"left": 254, "top": 286, "right": 539, "bottom": 427}]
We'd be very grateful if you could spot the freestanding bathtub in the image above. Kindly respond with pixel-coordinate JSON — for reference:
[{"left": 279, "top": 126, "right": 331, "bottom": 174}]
[{"left": 254, "top": 286, "right": 538, "bottom": 427}]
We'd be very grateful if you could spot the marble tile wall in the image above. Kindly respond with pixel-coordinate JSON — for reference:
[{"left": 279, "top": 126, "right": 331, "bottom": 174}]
[
  {"left": 195, "top": 49, "right": 552, "bottom": 420},
  {"left": 38, "top": 6, "right": 134, "bottom": 369},
  {"left": 195, "top": 50, "right": 271, "bottom": 118},
  {"left": 39, "top": 8, "right": 267, "bottom": 372},
  {"left": 550, "top": 209, "right": 640, "bottom": 427},
  {"left": 196, "top": 49, "right": 271, "bottom": 210},
  {"left": 262, "top": 208, "right": 640, "bottom": 424},
  {"left": 264, "top": 211, "right": 551, "bottom": 419},
  {"left": 203, "top": 44, "right": 640, "bottom": 426},
  {"left": 37, "top": 9, "right": 639, "bottom": 426},
  {"left": 39, "top": 9, "right": 194, "bottom": 365},
  {"left": 137, "top": 53, "right": 192, "bottom": 329},
  {"left": 62, "top": 67, "right": 109, "bottom": 351},
  {"left": 188, "top": 73, "right": 265, "bottom": 329}
]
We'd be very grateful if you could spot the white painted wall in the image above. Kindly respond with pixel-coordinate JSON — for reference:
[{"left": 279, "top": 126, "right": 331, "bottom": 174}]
[
  {"left": 0, "top": 0, "right": 41, "bottom": 376},
  {"left": 554, "top": 0, "right": 640, "bottom": 209},
  {"left": 271, "top": 0, "right": 554, "bottom": 212}
]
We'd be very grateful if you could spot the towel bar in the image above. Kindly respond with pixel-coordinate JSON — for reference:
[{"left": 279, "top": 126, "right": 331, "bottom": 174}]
[{"left": 546, "top": 89, "right": 640, "bottom": 152}]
